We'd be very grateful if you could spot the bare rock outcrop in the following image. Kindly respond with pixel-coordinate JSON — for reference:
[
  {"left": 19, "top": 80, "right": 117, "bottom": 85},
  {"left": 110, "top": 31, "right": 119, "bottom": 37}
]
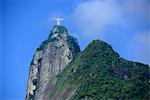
[{"left": 26, "top": 25, "right": 80, "bottom": 100}]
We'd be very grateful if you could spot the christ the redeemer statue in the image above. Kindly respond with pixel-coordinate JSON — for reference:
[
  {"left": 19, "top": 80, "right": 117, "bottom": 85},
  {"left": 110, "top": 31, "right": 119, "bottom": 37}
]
[{"left": 54, "top": 17, "right": 64, "bottom": 26}]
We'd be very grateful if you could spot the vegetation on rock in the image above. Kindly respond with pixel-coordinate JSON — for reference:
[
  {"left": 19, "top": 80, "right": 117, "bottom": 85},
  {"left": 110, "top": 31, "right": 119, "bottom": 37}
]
[
  {"left": 36, "top": 26, "right": 68, "bottom": 51},
  {"left": 66, "top": 35, "right": 80, "bottom": 57},
  {"left": 36, "top": 37, "right": 58, "bottom": 51}
]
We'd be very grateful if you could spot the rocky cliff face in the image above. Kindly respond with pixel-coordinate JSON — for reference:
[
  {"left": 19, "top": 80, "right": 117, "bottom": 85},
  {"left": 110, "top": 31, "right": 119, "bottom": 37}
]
[
  {"left": 26, "top": 26, "right": 150, "bottom": 100},
  {"left": 26, "top": 25, "right": 80, "bottom": 100}
]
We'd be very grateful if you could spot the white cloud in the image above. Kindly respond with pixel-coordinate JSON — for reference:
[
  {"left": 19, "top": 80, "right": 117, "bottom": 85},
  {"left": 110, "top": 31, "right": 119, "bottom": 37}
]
[
  {"left": 70, "top": 0, "right": 149, "bottom": 39},
  {"left": 71, "top": 0, "right": 123, "bottom": 38},
  {"left": 122, "top": 0, "right": 149, "bottom": 28},
  {"left": 131, "top": 31, "right": 150, "bottom": 65},
  {"left": 47, "top": 0, "right": 150, "bottom": 65}
]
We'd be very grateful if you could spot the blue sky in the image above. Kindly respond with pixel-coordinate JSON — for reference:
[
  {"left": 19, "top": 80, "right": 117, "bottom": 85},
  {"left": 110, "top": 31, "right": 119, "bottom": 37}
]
[{"left": 1, "top": 0, "right": 149, "bottom": 99}]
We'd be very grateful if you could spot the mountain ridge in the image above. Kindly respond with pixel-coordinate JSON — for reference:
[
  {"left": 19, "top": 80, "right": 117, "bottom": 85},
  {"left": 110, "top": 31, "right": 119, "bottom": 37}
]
[
  {"left": 26, "top": 26, "right": 150, "bottom": 100},
  {"left": 50, "top": 40, "right": 150, "bottom": 100}
]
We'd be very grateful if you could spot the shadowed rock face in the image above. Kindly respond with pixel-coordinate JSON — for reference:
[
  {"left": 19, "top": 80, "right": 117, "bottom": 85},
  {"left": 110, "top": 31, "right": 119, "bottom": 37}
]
[
  {"left": 108, "top": 67, "right": 131, "bottom": 80},
  {"left": 26, "top": 25, "right": 80, "bottom": 100}
]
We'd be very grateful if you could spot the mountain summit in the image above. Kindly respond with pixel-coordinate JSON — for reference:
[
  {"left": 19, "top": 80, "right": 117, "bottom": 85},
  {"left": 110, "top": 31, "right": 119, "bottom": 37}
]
[
  {"left": 50, "top": 40, "right": 150, "bottom": 100},
  {"left": 26, "top": 26, "right": 150, "bottom": 100},
  {"left": 26, "top": 25, "right": 80, "bottom": 100}
]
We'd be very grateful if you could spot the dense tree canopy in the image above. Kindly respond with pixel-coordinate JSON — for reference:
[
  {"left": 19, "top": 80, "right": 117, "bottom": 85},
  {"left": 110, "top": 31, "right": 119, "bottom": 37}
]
[{"left": 50, "top": 40, "right": 150, "bottom": 100}]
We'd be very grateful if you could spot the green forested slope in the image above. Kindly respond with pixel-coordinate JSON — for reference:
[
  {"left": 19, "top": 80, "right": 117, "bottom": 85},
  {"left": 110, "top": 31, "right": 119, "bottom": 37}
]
[{"left": 50, "top": 40, "right": 150, "bottom": 100}]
